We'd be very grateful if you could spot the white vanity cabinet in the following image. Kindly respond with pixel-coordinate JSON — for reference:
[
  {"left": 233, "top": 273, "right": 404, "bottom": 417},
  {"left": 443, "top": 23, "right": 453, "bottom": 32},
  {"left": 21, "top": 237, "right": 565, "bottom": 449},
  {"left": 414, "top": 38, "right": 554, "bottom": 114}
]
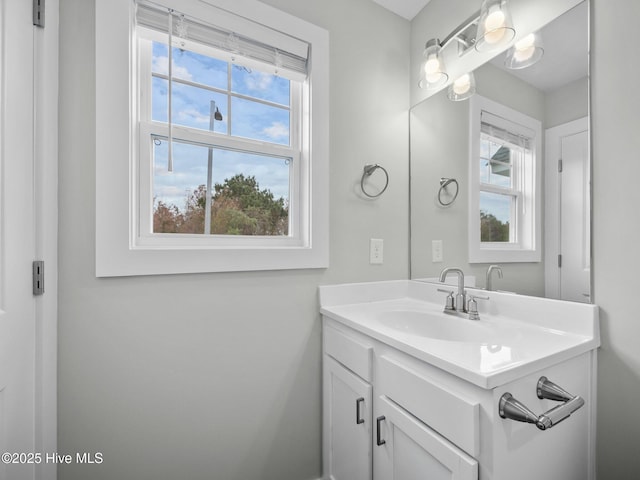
[{"left": 322, "top": 316, "right": 596, "bottom": 480}]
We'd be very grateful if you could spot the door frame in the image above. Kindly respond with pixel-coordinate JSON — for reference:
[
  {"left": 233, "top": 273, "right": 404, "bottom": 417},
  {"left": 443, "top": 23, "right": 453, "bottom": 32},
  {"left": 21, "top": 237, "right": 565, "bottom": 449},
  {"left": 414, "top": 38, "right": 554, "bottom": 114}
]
[
  {"left": 33, "top": 2, "right": 59, "bottom": 479},
  {"left": 544, "top": 116, "right": 589, "bottom": 300}
]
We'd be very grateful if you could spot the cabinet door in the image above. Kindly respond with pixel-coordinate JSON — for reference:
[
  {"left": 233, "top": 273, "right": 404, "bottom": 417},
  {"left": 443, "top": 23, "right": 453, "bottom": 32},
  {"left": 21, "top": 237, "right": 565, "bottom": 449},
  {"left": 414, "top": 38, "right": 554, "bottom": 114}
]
[
  {"left": 374, "top": 396, "right": 477, "bottom": 480},
  {"left": 324, "top": 356, "right": 373, "bottom": 480}
]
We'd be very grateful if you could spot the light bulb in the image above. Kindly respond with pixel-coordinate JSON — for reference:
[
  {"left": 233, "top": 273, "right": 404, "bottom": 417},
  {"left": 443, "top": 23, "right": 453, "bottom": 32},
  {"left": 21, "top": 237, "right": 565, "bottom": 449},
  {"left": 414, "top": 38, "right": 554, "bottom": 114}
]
[
  {"left": 424, "top": 56, "right": 440, "bottom": 75},
  {"left": 419, "top": 39, "right": 448, "bottom": 89},
  {"left": 424, "top": 55, "right": 444, "bottom": 84},
  {"left": 448, "top": 72, "right": 475, "bottom": 101},
  {"left": 513, "top": 34, "right": 536, "bottom": 62},
  {"left": 483, "top": 8, "right": 506, "bottom": 45},
  {"left": 453, "top": 74, "right": 471, "bottom": 95},
  {"left": 515, "top": 33, "right": 536, "bottom": 50}
]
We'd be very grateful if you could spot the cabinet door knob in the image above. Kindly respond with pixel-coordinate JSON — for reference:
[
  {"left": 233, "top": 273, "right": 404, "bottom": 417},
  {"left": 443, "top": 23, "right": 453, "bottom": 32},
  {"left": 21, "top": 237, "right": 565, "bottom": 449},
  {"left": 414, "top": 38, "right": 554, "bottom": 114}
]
[
  {"left": 376, "top": 416, "right": 386, "bottom": 446},
  {"left": 356, "top": 397, "right": 365, "bottom": 425}
]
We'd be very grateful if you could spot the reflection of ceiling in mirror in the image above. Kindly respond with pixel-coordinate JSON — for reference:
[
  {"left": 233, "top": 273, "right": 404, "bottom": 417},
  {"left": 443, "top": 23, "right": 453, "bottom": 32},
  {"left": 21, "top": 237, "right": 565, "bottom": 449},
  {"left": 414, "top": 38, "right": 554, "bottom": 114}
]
[{"left": 490, "top": 2, "right": 588, "bottom": 92}]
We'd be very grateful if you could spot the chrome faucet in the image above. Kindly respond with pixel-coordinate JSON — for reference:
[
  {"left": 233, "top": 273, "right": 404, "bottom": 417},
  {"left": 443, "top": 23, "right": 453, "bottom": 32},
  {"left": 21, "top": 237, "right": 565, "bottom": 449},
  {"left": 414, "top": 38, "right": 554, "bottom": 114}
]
[
  {"left": 439, "top": 267, "right": 466, "bottom": 312},
  {"left": 486, "top": 265, "right": 503, "bottom": 291}
]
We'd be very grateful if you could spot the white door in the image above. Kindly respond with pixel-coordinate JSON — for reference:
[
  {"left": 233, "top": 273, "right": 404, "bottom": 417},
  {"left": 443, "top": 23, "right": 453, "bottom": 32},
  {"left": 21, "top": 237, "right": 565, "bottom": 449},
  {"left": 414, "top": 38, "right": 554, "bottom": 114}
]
[
  {"left": 0, "top": 1, "right": 40, "bottom": 478},
  {"left": 323, "top": 356, "right": 373, "bottom": 480},
  {"left": 374, "top": 397, "right": 477, "bottom": 480},
  {"left": 544, "top": 118, "right": 590, "bottom": 303},
  {"left": 560, "top": 129, "right": 590, "bottom": 302}
]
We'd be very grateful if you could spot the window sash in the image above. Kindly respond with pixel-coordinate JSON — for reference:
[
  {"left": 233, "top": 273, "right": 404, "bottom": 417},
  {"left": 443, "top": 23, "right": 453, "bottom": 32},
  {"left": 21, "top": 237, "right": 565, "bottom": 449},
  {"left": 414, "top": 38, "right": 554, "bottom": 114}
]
[
  {"left": 479, "top": 190, "right": 518, "bottom": 244},
  {"left": 136, "top": 28, "right": 304, "bottom": 244},
  {"left": 137, "top": 123, "right": 303, "bottom": 246},
  {"left": 138, "top": 34, "right": 300, "bottom": 145},
  {"left": 479, "top": 141, "right": 523, "bottom": 246},
  {"left": 479, "top": 133, "right": 525, "bottom": 195}
]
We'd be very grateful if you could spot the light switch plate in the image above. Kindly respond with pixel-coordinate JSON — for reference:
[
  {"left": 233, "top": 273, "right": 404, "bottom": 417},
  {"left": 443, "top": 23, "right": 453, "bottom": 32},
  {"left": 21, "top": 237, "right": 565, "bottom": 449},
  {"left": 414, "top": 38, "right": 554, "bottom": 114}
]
[{"left": 432, "top": 240, "right": 443, "bottom": 262}]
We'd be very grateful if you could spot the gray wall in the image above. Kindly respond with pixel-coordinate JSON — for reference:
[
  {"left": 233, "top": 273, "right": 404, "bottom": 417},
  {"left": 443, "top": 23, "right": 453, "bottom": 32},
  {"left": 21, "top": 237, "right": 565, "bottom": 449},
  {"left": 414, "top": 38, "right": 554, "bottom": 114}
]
[
  {"left": 591, "top": 0, "right": 640, "bottom": 477},
  {"left": 545, "top": 76, "right": 589, "bottom": 127},
  {"left": 57, "top": 0, "right": 409, "bottom": 479}
]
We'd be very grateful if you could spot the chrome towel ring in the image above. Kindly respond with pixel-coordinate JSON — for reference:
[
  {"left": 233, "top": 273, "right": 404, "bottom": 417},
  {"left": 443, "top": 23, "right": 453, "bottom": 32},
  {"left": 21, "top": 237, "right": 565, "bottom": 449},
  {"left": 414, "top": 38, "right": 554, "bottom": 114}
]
[
  {"left": 361, "top": 164, "right": 389, "bottom": 198},
  {"left": 437, "top": 177, "right": 459, "bottom": 206}
]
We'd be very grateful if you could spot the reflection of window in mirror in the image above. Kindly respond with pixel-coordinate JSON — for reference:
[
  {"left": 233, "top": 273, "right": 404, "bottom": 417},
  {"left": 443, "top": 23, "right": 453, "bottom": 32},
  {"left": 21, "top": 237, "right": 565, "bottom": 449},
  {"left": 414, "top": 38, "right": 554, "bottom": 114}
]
[{"left": 469, "top": 95, "right": 541, "bottom": 263}]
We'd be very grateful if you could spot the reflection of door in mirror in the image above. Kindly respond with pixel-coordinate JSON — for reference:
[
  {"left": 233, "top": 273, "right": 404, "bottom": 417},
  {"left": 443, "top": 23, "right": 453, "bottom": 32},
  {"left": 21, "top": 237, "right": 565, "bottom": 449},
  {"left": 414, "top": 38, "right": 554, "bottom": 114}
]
[{"left": 545, "top": 118, "right": 590, "bottom": 303}]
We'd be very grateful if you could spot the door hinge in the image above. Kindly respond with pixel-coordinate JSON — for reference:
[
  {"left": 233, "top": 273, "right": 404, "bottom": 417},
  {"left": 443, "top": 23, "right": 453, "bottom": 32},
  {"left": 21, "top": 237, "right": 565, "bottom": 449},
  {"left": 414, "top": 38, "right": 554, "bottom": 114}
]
[
  {"left": 33, "top": 0, "right": 45, "bottom": 27},
  {"left": 558, "top": 254, "right": 562, "bottom": 268},
  {"left": 558, "top": 159, "right": 563, "bottom": 173},
  {"left": 33, "top": 261, "right": 45, "bottom": 295}
]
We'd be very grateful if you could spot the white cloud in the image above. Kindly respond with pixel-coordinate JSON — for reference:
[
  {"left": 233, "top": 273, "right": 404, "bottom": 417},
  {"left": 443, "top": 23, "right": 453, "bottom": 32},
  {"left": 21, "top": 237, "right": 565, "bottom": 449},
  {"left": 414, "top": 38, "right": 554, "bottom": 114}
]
[
  {"left": 244, "top": 71, "right": 273, "bottom": 91},
  {"left": 155, "top": 185, "right": 187, "bottom": 197},
  {"left": 176, "top": 108, "right": 210, "bottom": 125},
  {"left": 152, "top": 55, "right": 193, "bottom": 81},
  {"left": 262, "top": 122, "right": 288, "bottom": 140}
]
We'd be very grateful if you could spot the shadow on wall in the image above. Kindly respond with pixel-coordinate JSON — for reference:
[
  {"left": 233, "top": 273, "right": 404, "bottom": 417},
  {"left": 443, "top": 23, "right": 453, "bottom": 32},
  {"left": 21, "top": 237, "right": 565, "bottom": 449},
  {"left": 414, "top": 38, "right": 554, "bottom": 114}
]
[{"left": 596, "top": 308, "right": 640, "bottom": 477}]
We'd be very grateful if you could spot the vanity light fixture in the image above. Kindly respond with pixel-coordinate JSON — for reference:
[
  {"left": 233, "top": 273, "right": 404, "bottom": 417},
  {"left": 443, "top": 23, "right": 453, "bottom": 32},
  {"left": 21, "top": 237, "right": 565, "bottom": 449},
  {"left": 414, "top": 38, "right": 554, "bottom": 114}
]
[
  {"left": 447, "top": 72, "right": 476, "bottom": 101},
  {"left": 475, "top": 0, "right": 515, "bottom": 52},
  {"left": 418, "top": 0, "right": 516, "bottom": 90},
  {"left": 418, "top": 39, "right": 448, "bottom": 89},
  {"left": 504, "top": 32, "right": 544, "bottom": 69}
]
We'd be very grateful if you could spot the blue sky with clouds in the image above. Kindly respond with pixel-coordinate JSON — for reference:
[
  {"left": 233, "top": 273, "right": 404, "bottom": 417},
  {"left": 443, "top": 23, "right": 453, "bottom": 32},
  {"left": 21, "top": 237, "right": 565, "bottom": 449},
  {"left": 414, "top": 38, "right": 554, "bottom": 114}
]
[{"left": 151, "top": 42, "right": 292, "bottom": 211}]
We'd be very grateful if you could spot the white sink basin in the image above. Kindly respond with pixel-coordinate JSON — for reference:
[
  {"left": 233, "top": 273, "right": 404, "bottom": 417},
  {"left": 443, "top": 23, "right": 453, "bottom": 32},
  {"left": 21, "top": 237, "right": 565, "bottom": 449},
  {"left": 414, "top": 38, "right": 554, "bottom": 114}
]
[{"left": 374, "top": 309, "right": 514, "bottom": 344}]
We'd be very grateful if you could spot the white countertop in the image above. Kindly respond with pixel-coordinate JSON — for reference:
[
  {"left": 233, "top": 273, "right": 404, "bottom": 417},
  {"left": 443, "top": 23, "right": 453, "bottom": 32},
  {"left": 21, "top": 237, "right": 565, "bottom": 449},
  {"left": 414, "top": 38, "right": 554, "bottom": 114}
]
[{"left": 319, "top": 280, "right": 600, "bottom": 389}]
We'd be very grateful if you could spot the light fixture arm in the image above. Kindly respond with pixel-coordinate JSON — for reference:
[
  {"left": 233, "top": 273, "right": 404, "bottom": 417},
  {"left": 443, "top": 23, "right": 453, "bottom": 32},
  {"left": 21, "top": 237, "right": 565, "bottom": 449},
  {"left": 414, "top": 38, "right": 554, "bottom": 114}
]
[{"left": 439, "top": 10, "right": 481, "bottom": 51}]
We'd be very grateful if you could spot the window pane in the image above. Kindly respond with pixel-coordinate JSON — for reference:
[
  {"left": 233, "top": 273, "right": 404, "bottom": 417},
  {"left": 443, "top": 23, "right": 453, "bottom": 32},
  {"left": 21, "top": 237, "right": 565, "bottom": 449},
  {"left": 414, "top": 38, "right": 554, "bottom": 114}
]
[
  {"left": 152, "top": 139, "right": 290, "bottom": 236},
  {"left": 232, "top": 65, "right": 291, "bottom": 105},
  {"left": 231, "top": 97, "right": 290, "bottom": 145},
  {"left": 151, "top": 77, "right": 168, "bottom": 122},
  {"left": 149, "top": 43, "right": 293, "bottom": 146},
  {"left": 480, "top": 137, "right": 512, "bottom": 188},
  {"left": 151, "top": 42, "right": 228, "bottom": 90},
  {"left": 152, "top": 78, "right": 228, "bottom": 134},
  {"left": 151, "top": 42, "right": 169, "bottom": 74},
  {"left": 480, "top": 192, "right": 513, "bottom": 243}
]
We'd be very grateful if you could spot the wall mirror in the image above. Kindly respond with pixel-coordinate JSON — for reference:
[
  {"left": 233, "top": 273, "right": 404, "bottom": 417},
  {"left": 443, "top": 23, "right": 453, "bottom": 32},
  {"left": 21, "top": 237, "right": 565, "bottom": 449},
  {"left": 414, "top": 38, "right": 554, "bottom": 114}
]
[{"left": 410, "top": 1, "right": 590, "bottom": 302}]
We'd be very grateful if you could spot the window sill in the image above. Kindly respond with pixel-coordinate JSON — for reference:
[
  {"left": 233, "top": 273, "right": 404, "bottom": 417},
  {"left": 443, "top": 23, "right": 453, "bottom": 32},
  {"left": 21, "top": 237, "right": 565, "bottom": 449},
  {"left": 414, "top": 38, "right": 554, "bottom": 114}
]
[
  {"left": 468, "top": 247, "right": 541, "bottom": 264},
  {"left": 96, "top": 240, "right": 328, "bottom": 277}
]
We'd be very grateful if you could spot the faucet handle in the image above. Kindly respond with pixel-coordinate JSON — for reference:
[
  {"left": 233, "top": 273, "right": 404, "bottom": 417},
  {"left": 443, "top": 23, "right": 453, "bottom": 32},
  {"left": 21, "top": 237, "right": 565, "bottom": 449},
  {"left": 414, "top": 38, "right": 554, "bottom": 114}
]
[
  {"left": 467, "top": 294, "right": 489, "bottom": 320},
  {"left": 437, "top": 288, "right": 455, "bottom": 311}
]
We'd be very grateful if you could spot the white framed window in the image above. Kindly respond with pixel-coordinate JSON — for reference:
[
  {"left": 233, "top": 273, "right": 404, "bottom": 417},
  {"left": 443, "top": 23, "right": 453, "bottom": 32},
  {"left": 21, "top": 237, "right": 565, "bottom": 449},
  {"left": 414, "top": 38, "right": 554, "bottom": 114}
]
[
  {"left": 468, "top": 96, "right": 541, "bottom": 263},
  {"left": 96, "top": 0, "right": 329, "bottom": 276}
]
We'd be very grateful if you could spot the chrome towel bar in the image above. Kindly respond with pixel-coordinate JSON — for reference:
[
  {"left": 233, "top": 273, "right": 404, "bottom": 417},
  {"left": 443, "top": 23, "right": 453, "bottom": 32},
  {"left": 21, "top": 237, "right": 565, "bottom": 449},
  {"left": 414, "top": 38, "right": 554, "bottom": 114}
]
[{"left": 499, "top": 376, "right": 585, "bottom": 431}]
